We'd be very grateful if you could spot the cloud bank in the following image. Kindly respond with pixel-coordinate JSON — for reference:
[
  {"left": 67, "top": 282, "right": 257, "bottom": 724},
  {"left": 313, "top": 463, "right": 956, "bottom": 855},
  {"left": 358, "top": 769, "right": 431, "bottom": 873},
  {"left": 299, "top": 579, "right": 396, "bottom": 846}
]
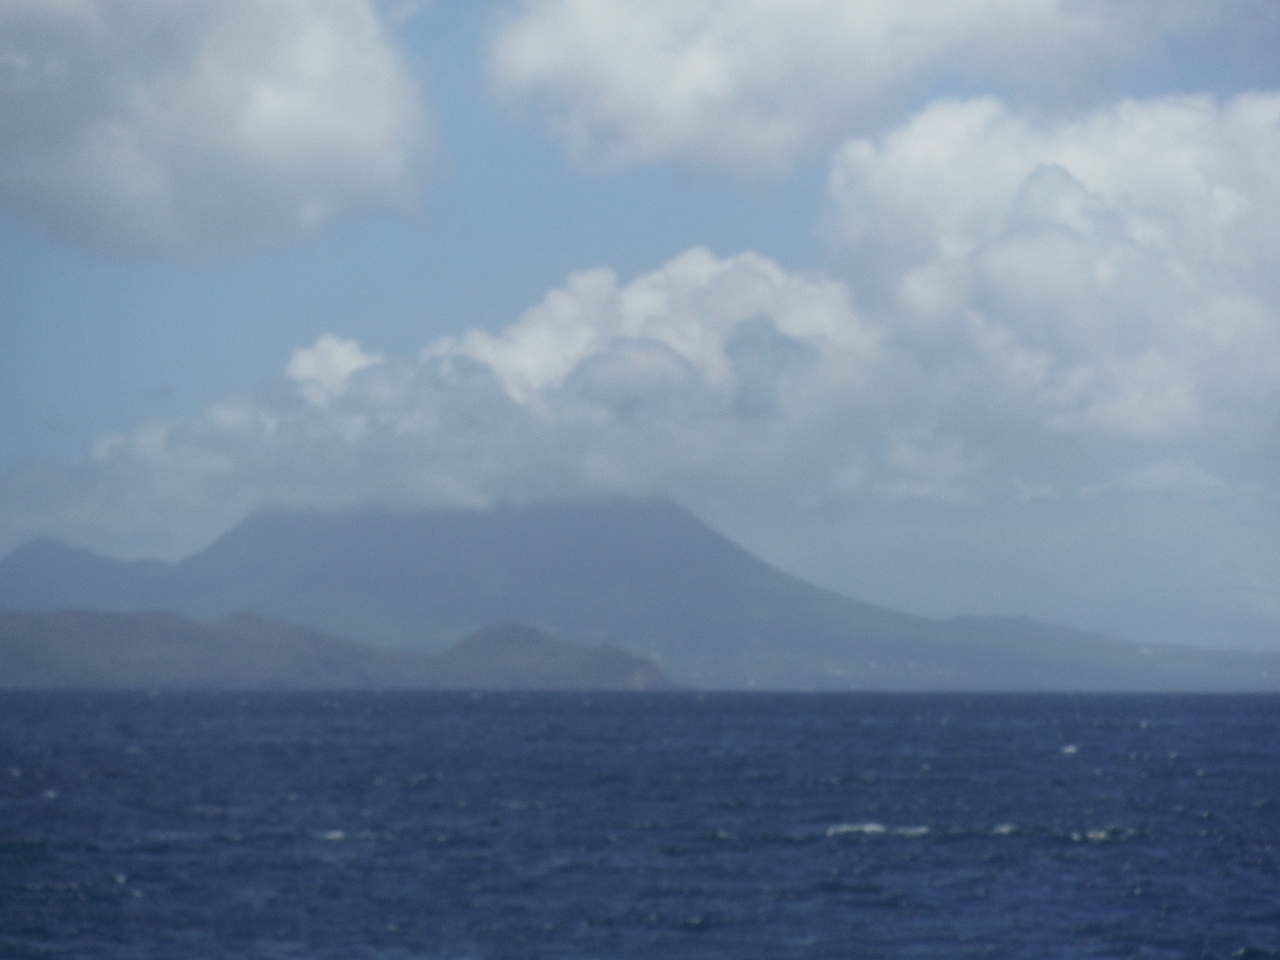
[
  {"left": 827, "top": 93, "right": 1280, "bottom": 484},
  {"left": 6, "top": 93, "right": 1279, "bottom": 553},
  {"left": 0, "top": 249, "right": 880, "bottom": 555},
  {"left": 0, "top": 0, "right": 428, "bottom": 254},
  {"left": 486, "top": 0, "right": 1271, "bottom": 174}
]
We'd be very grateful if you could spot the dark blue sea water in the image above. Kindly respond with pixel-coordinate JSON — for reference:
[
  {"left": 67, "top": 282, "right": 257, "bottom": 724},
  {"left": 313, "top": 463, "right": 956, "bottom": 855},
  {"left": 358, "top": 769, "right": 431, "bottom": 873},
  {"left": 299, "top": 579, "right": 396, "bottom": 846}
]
[{"left": 2, "top": 692, "right": 1278, "bottom": 959}]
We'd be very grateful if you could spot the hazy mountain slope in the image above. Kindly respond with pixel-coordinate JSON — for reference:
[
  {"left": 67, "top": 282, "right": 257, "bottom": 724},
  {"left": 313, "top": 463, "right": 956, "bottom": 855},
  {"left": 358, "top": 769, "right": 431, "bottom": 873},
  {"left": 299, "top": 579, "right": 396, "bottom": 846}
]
[
  {"left": 0, "top": 499, "right": 940, "bottom": 685},
  {"left": 0, "top": 539, "right": 170, "bottom": 610},
  {"left": 2, "top": 498, "right": 1277, "bottom": 689},
  {"left": 175, "top": 499, "right": 957, "bottom": 686},
  {"left": 432, "top": 623, "right": 676, "bottom": 691},
  {"left": 0, "top": 610, "right": 425, "bottom": 689},
  {"left": 0, "top": 612, "right": 674, "bottom": 690}
]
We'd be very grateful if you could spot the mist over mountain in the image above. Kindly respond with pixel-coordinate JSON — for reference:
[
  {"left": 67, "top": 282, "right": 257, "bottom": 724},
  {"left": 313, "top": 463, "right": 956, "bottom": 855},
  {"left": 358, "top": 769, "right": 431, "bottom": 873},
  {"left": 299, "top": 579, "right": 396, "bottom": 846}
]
[{"left": 2, "top": 498, "right": 1277, "bottom": 690}]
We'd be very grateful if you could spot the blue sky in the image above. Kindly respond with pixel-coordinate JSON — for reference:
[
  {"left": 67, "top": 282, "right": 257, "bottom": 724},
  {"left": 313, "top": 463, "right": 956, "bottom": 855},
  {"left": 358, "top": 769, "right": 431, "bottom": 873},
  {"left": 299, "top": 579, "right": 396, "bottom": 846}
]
[{"left": 3, "top": 0, "right": 1280, "bottom": 650}]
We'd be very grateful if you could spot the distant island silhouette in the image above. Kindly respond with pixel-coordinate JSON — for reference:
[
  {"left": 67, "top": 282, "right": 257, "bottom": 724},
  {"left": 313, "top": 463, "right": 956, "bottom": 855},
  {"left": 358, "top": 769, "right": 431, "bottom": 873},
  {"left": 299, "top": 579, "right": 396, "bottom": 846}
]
[
  {"left": 0, "top": 612, "right": 675, "bottom": 690},
  {"left": 1, "top": 498, "right": 1278, "bottom": 690}
]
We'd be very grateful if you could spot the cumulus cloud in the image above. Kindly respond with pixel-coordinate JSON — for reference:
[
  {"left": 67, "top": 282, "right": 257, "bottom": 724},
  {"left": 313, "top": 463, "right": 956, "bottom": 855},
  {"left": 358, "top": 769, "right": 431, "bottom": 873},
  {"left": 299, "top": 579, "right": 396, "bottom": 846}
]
[
  {"left": 826, "top": 93, "right": 1280, "bottom": 476},
  {"left": 287, "top": 335, "right": 384, "bottom": 406},
  {"left": 0, "top": 249, "right": 884, "bottom": 555},
  {"left": 486, "top": 0, "right": 1270, "bottom": 174},
  {"left": 0, "top": 0, "right": 428, "bottom": 254}
]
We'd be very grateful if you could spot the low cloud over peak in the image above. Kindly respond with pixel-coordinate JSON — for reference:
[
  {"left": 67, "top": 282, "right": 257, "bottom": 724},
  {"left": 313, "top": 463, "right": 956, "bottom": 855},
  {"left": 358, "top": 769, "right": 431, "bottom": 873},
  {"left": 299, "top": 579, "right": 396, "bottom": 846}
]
[
  {"left": 4, "top": 163, "right": 1275, "bottom": 559},
  {"left": 1, "top": 249, "right": 882, "bottom": 557}
]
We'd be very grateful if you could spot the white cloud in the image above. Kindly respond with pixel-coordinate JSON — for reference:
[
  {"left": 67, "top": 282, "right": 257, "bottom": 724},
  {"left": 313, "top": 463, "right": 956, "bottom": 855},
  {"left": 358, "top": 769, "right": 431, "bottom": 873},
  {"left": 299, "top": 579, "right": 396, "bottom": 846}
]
[
  {"left": 427, "top": 247, "right": 877, "bottom": 402},
  {"left": 287, "top": 334, "right": 384, "bottom": 406},
  {"left": 0, "top": 248, "right": 886, "bottom": 555},
  {"left": 486, "top": 0, "right": 1269, "bottom": 174},
  {"left": 827, "top": 93, "right": 1280, "bottom": 463},
  {"left": 0, "top": 0, "right": 429, "bottom": 254}
]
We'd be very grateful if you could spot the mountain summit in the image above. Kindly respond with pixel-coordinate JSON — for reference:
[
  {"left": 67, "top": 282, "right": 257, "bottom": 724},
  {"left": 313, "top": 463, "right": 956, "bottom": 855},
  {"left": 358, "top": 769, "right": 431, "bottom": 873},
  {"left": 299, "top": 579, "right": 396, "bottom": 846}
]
[{"left": 2, "top": 498, "right": 1277, "bottom": 689}]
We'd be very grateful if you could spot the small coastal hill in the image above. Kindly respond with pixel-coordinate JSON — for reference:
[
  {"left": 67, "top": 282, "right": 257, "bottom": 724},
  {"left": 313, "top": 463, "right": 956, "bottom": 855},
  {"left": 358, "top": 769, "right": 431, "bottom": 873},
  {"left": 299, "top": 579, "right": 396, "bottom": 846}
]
[
  {"left": 2, "top": 498, "right": 1279, "bottom": 690},
  {"left": 435, "top": 623, "right": 673, "bottom": 691},
  {"left": 0, "top": 612, "right": 675, "bottom": 690}
]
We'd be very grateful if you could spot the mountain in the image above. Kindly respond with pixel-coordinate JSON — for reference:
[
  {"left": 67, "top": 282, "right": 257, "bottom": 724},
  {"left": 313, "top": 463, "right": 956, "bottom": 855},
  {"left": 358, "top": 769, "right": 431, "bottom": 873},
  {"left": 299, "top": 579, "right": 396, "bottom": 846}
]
[
  {"left": 2, "top": 497, "right": 1278, "bottom": 689},
  {"left": 0, "top": 611, "right": 675, "bottom": 690}
]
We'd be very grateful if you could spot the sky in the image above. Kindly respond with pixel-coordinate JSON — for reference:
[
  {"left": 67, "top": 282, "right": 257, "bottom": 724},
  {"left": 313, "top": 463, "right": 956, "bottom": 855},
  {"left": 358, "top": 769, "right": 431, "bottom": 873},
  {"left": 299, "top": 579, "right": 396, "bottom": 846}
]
[{"left": 2, "top": 0, "right": 1280, "bottom": 650}]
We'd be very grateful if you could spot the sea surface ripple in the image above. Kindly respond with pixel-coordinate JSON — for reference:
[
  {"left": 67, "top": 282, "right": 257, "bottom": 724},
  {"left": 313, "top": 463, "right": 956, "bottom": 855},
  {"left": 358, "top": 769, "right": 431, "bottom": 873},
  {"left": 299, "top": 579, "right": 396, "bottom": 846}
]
[{"left": 2, "top": 692, "right": 1278, "bottom": 959}]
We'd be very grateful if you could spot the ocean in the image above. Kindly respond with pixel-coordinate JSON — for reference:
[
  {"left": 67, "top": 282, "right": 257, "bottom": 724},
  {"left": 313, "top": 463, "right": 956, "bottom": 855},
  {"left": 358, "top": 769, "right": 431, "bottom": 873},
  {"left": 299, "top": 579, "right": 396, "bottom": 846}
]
[{"left": 2, "top": 692, "right": 1278, "bottom": 959}]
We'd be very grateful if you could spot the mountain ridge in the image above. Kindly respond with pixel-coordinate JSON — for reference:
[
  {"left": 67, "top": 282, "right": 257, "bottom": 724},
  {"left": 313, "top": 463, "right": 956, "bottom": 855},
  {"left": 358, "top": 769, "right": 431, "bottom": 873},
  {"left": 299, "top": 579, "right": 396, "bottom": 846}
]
[
  {"left": 2, "top": 497, "right": 1277, "bottom": 690},
  {"left": 0, "top": 611, "right": 675, "bottom": 690}
]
